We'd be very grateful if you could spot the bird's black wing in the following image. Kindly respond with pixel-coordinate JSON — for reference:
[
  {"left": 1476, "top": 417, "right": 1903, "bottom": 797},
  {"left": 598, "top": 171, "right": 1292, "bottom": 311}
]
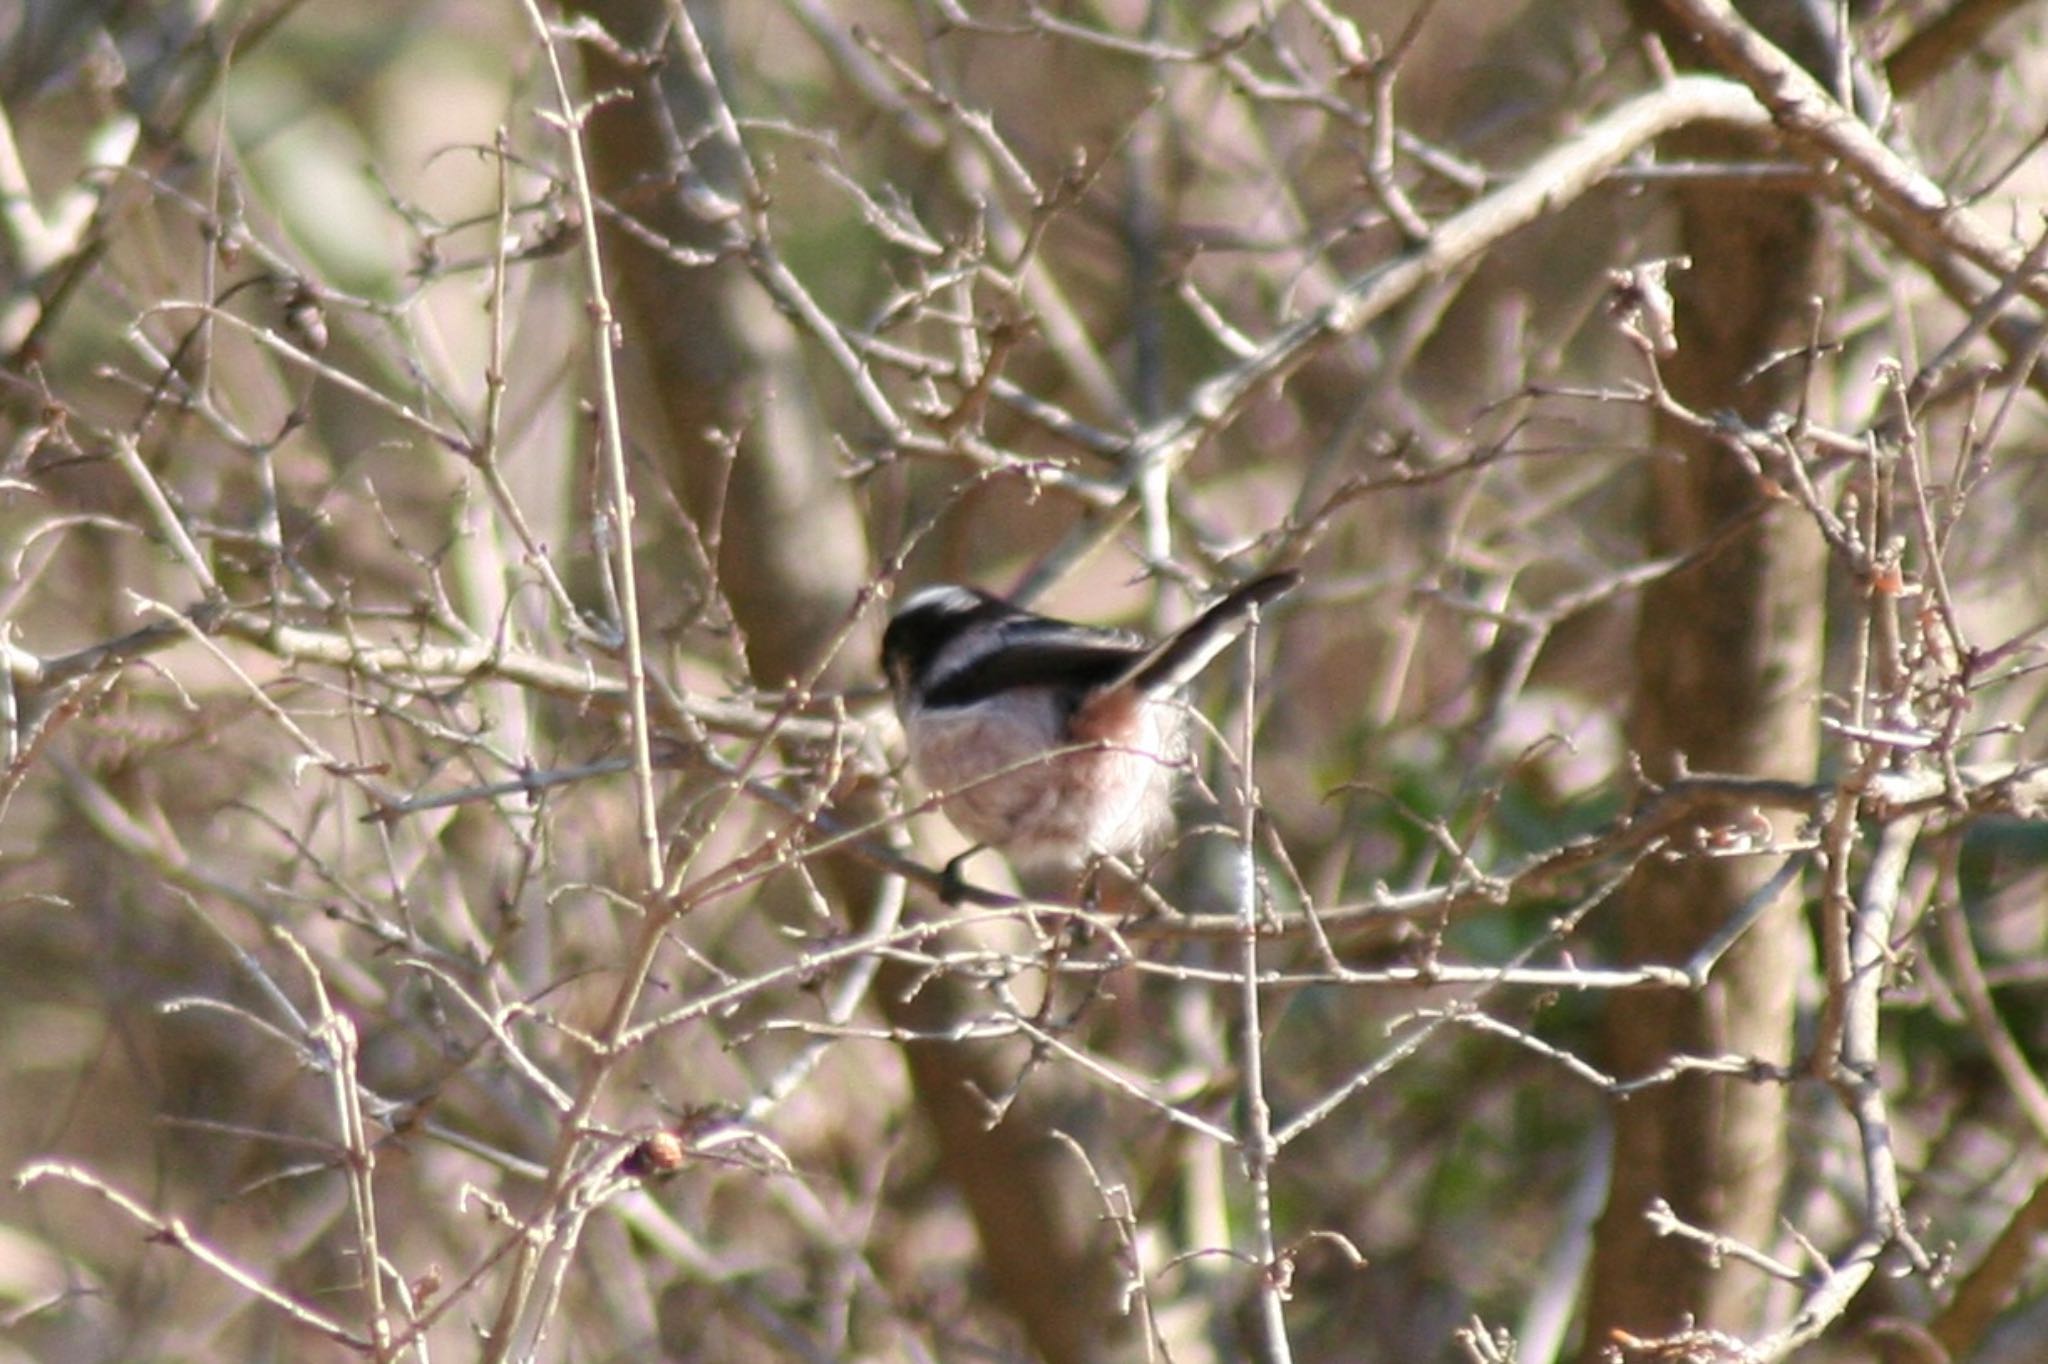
[{"left": 921, "top": 618, "right": 1144, "bottom": 709}]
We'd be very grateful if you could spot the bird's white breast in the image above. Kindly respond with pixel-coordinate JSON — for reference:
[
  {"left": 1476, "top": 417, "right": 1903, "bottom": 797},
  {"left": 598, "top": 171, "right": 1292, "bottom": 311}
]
[{"left": 902, "top": 687, "right": 1184, "bottom": 869}]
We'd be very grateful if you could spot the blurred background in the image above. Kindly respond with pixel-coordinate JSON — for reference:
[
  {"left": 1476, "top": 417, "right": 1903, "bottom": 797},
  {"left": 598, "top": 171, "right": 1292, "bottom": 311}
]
[{"left": 4, "top": 1, "right": 2048, "bottom": 1360}]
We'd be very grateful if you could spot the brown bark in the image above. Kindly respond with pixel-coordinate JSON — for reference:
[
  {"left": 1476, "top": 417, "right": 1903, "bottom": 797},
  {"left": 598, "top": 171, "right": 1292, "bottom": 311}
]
[
  {"left": 1581, "top": 3, "right": 1830, "bottom": 1353},
  {"left": 566, "top": 3, "right": 1124, "bottom": 1358},
  {"left": 569, "top": 0, "right": 865, "bottom": 691}
]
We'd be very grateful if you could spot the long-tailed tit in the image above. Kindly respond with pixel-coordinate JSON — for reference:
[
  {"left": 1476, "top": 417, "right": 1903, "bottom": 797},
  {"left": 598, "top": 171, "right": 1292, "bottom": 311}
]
[{"left": 881, "top": 570, "right": 1299, "bottom": 896}]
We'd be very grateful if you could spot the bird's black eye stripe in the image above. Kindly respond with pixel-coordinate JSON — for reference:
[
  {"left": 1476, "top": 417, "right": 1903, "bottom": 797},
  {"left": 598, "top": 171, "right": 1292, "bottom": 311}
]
[{"left": 881, "top": 590, "right": 1010, "bottom": 680}]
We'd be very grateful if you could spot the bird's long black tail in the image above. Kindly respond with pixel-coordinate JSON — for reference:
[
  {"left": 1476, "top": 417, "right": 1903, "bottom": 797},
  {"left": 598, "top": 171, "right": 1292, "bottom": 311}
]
[{"left": 1113, "top": 570, "right": 1301, "bottom": 696}]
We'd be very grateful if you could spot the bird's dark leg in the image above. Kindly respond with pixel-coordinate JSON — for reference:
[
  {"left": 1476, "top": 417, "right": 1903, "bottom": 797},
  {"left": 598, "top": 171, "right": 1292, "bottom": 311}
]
[
  {"left": 939, "top": 845, "right": 987, "bottom": 906},
  {"left": 1077, "top": 856, "right": 1106, "bottom": 912}
]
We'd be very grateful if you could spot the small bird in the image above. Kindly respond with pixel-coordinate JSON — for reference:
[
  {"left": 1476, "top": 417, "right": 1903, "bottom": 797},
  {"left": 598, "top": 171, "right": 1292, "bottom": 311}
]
[{"left": 880, "top": 570, "right": 1300, "bottom": 898}]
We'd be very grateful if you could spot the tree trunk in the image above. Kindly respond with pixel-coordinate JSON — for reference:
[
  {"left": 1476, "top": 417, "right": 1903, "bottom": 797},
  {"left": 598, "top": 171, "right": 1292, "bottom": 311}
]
[
  {"left": 1582, "top": 3, "right": 1830, "bottom": 1352},
  {"left": 569, "top": 3, "right": 1125, "bottom": 1358}
]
